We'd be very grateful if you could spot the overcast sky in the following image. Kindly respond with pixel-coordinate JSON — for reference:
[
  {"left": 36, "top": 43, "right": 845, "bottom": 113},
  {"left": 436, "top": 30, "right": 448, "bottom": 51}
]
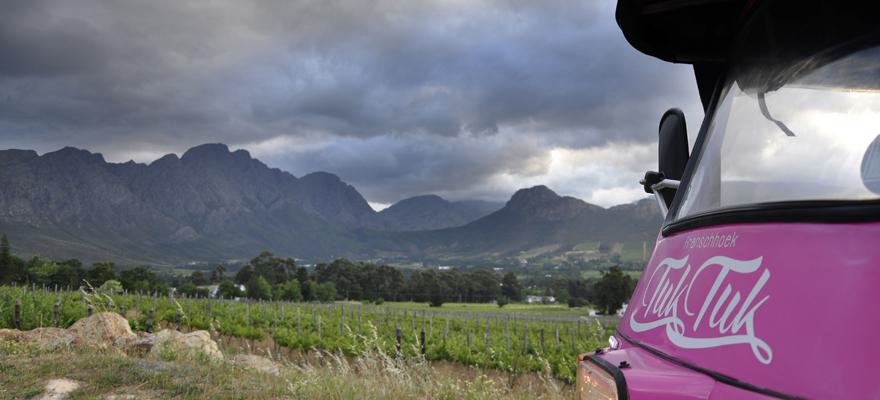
[{"left": 0, "top": 0, "right": 703, "bottom": 210}]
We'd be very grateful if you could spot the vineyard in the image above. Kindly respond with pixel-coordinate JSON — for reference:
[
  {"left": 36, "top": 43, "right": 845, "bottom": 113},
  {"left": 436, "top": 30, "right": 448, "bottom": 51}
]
[{"left": 0, "top": 283, "right": 617, "bottom": 382}]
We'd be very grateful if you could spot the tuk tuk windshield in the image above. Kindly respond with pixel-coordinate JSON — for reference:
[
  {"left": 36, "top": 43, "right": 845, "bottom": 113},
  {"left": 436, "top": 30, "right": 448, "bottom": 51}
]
[{"left": 675, "top": 42, "right": 880, "bottom": 220}]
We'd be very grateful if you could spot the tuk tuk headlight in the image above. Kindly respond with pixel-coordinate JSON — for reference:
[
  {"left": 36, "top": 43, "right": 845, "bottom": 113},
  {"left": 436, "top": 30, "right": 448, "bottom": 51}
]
[{"left": 577, "top": 355, "right": 628, "bottom": 400}]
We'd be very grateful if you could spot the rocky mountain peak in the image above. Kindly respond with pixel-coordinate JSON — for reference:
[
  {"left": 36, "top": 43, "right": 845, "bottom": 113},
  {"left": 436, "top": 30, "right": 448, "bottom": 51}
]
[
  {"left": 502, "top": 185, "right": 599, "bottom": 222},
  {"left": 44, "top": 147, "right": 106, "bottom": 165},
  {"left": 505, "top": 185, "right": 560, "bottom": 210},
  {"left": 180, "top": 143, "right": 230, "bottom": 162}
]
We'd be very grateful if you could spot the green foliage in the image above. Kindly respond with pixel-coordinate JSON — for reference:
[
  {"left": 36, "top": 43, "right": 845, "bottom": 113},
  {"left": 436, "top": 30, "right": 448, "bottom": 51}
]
[
  {"left": 119, "top": 266, "right": 163, "bottom": 294},
  {"left": 374, "top": 297, "right": 385, "bottom": 305},
  {"left": 0, "top": 234, "right": 9, "bottom": 284},
  {"left": 216, "top": 280, "right": 241, "bottom": 299},
  {"left": 593, "top": 265, "right": 634, "bottom": 315},
  {"left": 501, "top": 272, "right": 523, "bottom": 302},
  {"left": 245, "top": 275, "right": 273, "bottom": 300},
  {"left": 189, "top": 271, "right": 207, "bottom": 286},
  {"left": 87, "top": 262, "right": 117, "bottom": 288},
  {"left": 176, "top": 283, "right": 209, "bottom": 298},
  {"left": 98, "top": 280, "right": 123, "bottom": 293},
  {"left": 0, "top": 283, "right": 615, "bottom": 384},
  {"left": 248, "top": 251, "right": 297, "bottom": 285},
  {"left": 273, "top": 279, "right": 303, "bottom": 301},
  {"left": 312, "top": 281, "right": 336, "bottom": 302},
  {"left": 497, "top": 296, "right": 508, "bottom": 308},
  {"left": 210, "top": 264, "right": 227, "bottom": 283},
  {"left": 567, "top": 297, "right": 589, "bottom": 308},
  {"left": 429, "top": 287, "right": 444, "bottom": 308},
  {"left": 235, "top": 265, "right": 253, "bottom": 285}
]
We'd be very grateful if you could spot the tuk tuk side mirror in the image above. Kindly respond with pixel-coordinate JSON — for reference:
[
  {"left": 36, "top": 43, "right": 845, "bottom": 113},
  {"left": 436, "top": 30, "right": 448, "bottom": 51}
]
[{"left": 641, "top": 108, "right": 689, "bottom": 217}]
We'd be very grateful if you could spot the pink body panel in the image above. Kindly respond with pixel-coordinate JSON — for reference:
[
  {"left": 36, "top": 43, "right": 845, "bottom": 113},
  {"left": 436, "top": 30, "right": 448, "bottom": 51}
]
[{"left": 617, "top": 222, "right": 880, "bottom": 399}]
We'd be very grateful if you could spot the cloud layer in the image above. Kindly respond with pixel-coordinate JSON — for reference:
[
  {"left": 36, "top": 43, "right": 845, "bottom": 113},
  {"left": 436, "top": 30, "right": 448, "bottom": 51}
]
[{"left": 0, "top": 0, "right": 703, "bottom": 207}]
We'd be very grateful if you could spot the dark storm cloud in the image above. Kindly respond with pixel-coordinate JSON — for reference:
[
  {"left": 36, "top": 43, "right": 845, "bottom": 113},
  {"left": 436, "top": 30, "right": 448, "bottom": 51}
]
[{"left": 0, "top": 0, "right": 702, "bottom": 206}]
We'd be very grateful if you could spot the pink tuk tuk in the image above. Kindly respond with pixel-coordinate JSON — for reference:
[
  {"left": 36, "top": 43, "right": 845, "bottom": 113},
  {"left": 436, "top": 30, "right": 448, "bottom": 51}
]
[{"left": 578, "top": 0, "right": 880, "bottom": 398}]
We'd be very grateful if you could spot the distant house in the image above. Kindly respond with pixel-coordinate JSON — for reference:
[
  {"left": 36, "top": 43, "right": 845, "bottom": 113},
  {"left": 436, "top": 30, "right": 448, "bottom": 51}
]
[
  {"left": 617, "top": 303, "right": 628, "bottom": 317},
  {"left": 525, "top": 295, "right": 556, "bottom": 304}
]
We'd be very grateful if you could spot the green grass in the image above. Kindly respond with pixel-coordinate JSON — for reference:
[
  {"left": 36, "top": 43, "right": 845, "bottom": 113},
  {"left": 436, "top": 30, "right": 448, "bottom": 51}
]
[
  {"left": 572, "top": 242, "right": 600, "bottom": 252},
  {"left": 619, "top": 241, "right": 655, "bottom": 263},
  {"left": 517, "top": 245, "right": 561, "bottom": 259}
]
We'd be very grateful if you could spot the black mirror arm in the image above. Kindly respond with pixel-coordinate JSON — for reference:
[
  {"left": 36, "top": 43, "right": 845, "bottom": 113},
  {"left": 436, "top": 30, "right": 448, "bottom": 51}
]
[{"left": 758, "top": 92, "right": 796, "bottom": 137}]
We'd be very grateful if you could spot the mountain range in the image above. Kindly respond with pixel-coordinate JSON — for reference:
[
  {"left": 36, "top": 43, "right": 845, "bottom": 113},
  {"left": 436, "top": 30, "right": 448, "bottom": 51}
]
[{"left": 0, "top": 144, "right": 662, "bottom": 265}]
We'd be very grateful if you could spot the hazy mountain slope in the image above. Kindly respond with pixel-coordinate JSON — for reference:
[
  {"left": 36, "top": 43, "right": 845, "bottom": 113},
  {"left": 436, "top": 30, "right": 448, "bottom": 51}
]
[
  {"left": 378, "top": 195, "right": 503, "bottom": 231},
  {"left": 410, "top": 186, "right": 661, "bottom": 256}
]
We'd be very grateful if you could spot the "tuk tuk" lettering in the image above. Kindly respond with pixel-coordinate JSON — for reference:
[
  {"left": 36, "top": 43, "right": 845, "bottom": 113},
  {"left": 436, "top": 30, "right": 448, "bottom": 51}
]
[{"left": 629, "top": 255, "right": 773, "bottom": 364}]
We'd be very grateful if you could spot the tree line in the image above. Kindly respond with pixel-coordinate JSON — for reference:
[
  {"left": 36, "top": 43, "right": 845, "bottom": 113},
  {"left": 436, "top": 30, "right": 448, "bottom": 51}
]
[{"left": 0, "top": 233, "right": 636, "bottom": 314}]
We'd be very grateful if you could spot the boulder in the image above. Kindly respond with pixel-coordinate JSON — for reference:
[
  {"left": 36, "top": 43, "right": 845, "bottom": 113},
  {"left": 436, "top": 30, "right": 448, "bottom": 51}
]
[
  {"left": 67, "top": 312, "right": 133, "bottom": 348},
  {"left": 19, "top": 328, "right": 80, "bottom": 350},
  {"left": 0, "top": 328, "right": 21, "bottom": 342},
  {"left": 138, "top": 329, "right": 223, "bottom": 360},
  {"left": 110, "top": 333, "right": 139, "bottom": 352},
  {"left": 232, "top": 354, "right": 279, "bottom": 376}
]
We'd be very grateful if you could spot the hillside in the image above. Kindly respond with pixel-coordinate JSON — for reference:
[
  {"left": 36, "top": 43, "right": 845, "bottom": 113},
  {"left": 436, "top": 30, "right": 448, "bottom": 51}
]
[
  {"left": 0, "top": 145, "right": 401, "bottom": 265},
  {"left": 409, "top": 186, "right": 661, "bottom": 257},
  {"left": 378, "top": 195, "right": 503, "bottom": 231}
]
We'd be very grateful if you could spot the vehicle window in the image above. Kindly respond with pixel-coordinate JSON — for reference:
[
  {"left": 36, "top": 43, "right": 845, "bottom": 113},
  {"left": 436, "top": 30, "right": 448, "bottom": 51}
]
[{"left": 676, "top": 44, "right": 880, "bottom": 220}]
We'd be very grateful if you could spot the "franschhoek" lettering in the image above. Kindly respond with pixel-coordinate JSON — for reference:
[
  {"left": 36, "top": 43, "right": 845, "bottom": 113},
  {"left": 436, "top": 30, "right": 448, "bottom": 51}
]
[{"left": 683, "top": 232, "right": 738, "bottom": 249}]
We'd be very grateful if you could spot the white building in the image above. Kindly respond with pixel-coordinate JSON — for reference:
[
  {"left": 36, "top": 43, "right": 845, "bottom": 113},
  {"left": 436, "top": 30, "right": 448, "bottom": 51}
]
[{"left": 525, "top": 295, "right": 556, "bottom": 304}]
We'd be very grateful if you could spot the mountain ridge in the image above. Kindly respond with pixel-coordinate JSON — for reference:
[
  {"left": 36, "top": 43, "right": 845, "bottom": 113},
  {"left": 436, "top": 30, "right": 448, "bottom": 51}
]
[{"left": 0, "top": 144, "right": 662, "bottom": 265}]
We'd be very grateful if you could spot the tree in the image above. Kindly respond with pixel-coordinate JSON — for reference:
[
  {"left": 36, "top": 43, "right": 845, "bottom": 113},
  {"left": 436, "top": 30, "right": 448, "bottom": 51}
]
[
  {"left": 120, "top": 266, "right": 159, "bottom": 293},
  {"left": 273, "top": 279, "right": 303, "bottom": 301},
  {"left": 235, "top": 265, "right": 253, "bottom": 285},
  {"left": 87, "top": 262, "right": 117, "bottom": 288},
  {"left": 465, "top": 269, "right": 501, "bottom": 303},
  {"left": 593, "top": 266, "right": 635, "bottom": 315},
  {"left": 176, "top": 283, "right": 204, "bottom": 297},
  {"left": 245, "top": 275, "right": 273, "bottom": 300},
  {"left": 190, "top": 271, "right": 208, "bottom": 286},
  {"left": 98, "top": 280, "right": 123, "bottom": 294},
  {"left": 429, "top": 286, "right": 444, "bottom": 307},
  {"left": 211, "top": 264, "right": 227, "bottom": 283},
  {"left": 0, "top": 234, "right": 10, "bottom": 282},
  {"left": 315, "top": 258, "right": 363, "bottom": 300},
  {"left": 296, "top": 266, "right": 309, "bottom": 285},
  {"left": 312, "top": 281, "right": 337, "bottom": 302},
  {"left": 216, "top": 280, "right": 242, "bottom": 299},
  {"left": 248, "top": 251, "right": 297, "bottom": 285},
  {"left": 501, "top": 272, "right": 524, "bottom": 302}
]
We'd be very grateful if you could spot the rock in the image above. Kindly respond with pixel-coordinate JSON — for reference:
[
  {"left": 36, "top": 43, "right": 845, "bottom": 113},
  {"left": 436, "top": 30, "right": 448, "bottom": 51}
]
[
  {"left": 0, "top": 328, "right": 21, "bottom": 341},
  {"left": 67, "top": 312, "right": 133, "bottom": 348},
  {"left": 232, "top": 354, "right": 279, "bottom": 376},
  {"left": 19, "top": 328, "right": 80, "bottom": 350},
  {"left": 39, "top": 378, "right": 80, "bottom": 400},
  {"left": 134, "top": 330, "right": 178, "bottom": 356},
  {"left": 139, "top": 330, "right": 223, "bottom": 360},
  {"left": 110, "top": 333, "right": 138, "bottom": 349}
]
